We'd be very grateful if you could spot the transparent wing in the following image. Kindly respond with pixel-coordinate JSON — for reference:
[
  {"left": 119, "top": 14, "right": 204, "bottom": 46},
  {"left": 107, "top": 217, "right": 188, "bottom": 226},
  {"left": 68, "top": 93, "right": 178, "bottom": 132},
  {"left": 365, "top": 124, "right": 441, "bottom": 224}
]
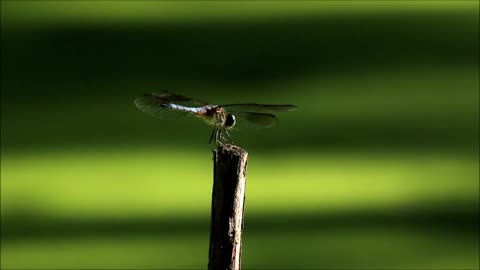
[
  {"left": 221, "top": 103, "right": 297, "bottom": 113},
  {"left": 144, "top": 91, "right": 209, "bottom": 107},
  {"left": 234, "top": 112, "right": 278, "bottom": 129},
  {"left": 134, "top": 93, "right": 202, "bottom": 119}
]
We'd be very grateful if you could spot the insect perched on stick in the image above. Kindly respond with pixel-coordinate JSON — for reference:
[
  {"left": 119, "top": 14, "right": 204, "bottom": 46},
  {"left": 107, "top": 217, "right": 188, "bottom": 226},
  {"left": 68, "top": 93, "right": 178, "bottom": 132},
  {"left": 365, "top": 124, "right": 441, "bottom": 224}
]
[{"left": 135, "top": 91, "right": 297, "bottom": 147}]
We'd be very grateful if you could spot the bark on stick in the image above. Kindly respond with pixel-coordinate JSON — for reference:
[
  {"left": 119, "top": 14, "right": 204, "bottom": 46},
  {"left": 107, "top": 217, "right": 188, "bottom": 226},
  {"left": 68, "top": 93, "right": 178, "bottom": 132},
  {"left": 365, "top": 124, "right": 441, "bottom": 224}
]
[{"left": 208, "top": 144, "right": 248, "bottom": 270}]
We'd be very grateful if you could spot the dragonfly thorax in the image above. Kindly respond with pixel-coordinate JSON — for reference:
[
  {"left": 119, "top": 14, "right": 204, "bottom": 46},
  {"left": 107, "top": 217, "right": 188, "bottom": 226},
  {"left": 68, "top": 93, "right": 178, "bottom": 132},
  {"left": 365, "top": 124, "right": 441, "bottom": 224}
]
[{"left": 205, "top": 106, "right": 234, "bottom": 129}]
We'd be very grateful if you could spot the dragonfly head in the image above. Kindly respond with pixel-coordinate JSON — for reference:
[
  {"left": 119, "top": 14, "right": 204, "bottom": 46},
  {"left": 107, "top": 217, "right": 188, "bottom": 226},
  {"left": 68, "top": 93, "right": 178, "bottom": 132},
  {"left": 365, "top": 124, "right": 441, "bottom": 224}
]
[{"left": 225, "top": 113, "right": 236, "bottom": 129}]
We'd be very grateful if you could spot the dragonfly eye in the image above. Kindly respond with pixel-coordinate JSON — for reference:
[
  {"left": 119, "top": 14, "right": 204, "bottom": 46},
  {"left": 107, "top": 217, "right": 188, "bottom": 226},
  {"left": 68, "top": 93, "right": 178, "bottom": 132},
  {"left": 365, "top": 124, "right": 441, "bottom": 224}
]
[{"left": 225, "top": 114, "right": 236, "bottom": 128}]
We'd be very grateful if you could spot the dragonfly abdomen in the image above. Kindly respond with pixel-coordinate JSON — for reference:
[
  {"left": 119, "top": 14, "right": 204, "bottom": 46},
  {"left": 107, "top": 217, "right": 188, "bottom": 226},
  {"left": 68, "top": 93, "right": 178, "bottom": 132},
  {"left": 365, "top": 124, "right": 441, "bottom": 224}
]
[{"left": 161, "top": 103, "right": 206, "bottom": 114}]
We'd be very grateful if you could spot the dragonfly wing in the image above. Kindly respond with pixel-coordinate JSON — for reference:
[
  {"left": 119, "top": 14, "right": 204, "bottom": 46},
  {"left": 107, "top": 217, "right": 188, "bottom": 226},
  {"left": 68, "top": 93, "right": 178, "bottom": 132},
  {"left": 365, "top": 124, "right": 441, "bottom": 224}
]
[
  {"left": 135, "top": 93, "right": 200, "bottom": 119},
  {"left": 234, "top": 112, "right": 278, "bottom": 129},
  {"left": 222, "top": 103, "right": 297, "bottom": 113},
  {"left": 147, "top": 91, "right": 209, "bottom": 107}
]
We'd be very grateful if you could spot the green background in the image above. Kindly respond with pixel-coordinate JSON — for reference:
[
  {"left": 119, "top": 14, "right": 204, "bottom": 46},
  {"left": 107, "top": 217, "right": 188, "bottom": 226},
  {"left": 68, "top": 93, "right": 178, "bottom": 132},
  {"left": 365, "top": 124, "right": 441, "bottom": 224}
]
[{"left": 1, "top": 1, "right": 478, "bottom": 269}]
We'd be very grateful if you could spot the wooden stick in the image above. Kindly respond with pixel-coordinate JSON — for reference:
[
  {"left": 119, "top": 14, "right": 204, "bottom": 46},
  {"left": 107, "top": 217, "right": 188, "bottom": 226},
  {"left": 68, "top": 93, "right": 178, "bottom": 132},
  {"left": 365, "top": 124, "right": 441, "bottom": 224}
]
[{"left": 208, "top": 144, "right": 248, "bottom": 270}]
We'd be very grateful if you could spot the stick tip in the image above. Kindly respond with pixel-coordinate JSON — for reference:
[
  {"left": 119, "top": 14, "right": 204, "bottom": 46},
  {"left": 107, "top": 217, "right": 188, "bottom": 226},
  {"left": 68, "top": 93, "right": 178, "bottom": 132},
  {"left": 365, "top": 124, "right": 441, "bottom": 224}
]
[{"left": 217, "top": 144, "right": 248, "bottom": 157}]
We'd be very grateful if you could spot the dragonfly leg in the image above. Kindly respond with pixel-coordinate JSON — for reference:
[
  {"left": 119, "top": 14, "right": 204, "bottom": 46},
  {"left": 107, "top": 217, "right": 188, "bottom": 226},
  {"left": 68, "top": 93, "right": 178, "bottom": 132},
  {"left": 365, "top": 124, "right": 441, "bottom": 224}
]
[
  {"left": 219, "top": 130, "right": 226, "bottom": 144},
  {"left": 218, "top": 129, "right": 232, "bottom": 145},
  {"left": 209, "top": 127, "right": 217, "bottom": 145},
  {"left": 224, "top": 130, "right": 234, "bottom": 144},
  {"left": 214, "top": 128, "right": 221, "bottom": 147}
]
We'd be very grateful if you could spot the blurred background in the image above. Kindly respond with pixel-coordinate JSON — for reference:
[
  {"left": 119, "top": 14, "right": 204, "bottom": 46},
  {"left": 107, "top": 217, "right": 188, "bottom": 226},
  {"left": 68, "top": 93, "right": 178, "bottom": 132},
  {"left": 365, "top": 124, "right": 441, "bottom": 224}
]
[{"left": 1, "top": 1, "right": 478, "bottom": 269}]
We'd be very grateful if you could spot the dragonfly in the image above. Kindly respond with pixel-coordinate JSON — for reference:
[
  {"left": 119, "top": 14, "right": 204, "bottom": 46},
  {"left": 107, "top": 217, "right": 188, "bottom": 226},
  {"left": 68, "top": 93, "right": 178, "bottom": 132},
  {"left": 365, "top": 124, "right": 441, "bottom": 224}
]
[{"left": 135, "top": 91, "right": 297, "bottom": 147}]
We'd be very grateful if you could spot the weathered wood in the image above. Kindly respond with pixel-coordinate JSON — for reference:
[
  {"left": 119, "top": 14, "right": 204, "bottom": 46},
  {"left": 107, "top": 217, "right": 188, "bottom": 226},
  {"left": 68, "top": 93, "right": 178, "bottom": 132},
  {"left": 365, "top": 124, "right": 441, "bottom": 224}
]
[{"left": 208, "top": 144, "right": 248, "bottom": 270}]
